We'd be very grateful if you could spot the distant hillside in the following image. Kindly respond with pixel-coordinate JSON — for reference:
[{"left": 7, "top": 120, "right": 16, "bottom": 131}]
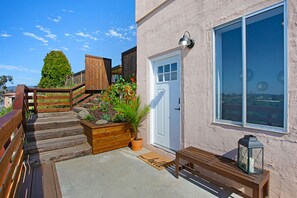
[
  {"left": 7, "top": 86, "right": 16, "bottom": 92},
  {"left": 6, "top": 86, "right": 37, "bottom": 93}
]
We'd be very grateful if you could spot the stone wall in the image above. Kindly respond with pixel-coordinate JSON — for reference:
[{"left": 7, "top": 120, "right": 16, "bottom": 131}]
[{"left": 136, "top": 0, "right": 297, "bottom": 197}]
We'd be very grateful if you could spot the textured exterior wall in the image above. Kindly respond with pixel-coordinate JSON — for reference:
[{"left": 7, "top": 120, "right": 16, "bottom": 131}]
[
  {"left": 136, "top": 0, "right": 297, "bottom": 197},
  {"left": 136, "top": 0, "right": 167, "bottom": 22}
]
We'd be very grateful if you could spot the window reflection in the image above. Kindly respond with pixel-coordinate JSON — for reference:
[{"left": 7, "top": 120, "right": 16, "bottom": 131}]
[
  {"left": 246, "top": 6, "right": 284, "bottom": 127},
  {"left": 215, "top": 21, "right": 242, "bottom": 122}
]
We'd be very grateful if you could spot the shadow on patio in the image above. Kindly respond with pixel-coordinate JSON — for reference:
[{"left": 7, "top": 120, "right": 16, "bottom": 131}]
[{"left": 55, "top": 147, "right": 238, "bottom": 198}]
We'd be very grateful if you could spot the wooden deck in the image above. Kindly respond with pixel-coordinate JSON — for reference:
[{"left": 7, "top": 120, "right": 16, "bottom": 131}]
[{"left": 17, "top": 162, "right": 62, "bottom": 198}]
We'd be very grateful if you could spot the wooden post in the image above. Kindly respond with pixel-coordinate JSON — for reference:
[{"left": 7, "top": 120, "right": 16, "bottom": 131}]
[
  {"left": 33, "top": 89, "right": 37, "bottom": 114},
  {"left": 69, "top": 90, "right": 73, "bottom": 110},
  {"left": 14, "top": 85, "right": 27, "bottom": 130}
]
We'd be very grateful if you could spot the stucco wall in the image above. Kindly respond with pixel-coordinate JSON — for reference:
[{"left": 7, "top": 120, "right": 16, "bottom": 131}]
[
  {"left": 136, "top": 0, "right": 297, "bottom": 197},
  {"left": 136, "top": 0, "right": 167, "bottom": 22}
]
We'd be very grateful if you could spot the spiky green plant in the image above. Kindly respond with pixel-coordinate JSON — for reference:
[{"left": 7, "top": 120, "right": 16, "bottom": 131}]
[{"left": 114, "top": 96, "right": 150, "bottom": 140}]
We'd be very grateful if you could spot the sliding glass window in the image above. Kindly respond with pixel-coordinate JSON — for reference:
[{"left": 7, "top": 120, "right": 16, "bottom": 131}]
[{"left": 215, "top": 4, "right": 286, "bottom": 131}]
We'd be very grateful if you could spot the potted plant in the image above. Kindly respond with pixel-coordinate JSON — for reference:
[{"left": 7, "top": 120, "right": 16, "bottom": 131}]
[{"left": 114, "top": 95, "right": 150, "bottom": 151}]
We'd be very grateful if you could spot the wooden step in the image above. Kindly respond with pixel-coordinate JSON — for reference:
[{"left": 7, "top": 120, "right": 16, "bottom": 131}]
[
  {"left": 36, "top": 111, "right": 78, "bottom": 118},
  {"left": 27, "top": 114, "right": 78, "bottom": 124},
  {"left": 25, "top": 134, "right": 88, "bottom": 155},
  {"left": 27, "top": 143, "right": 92, "bottom": 166},
  {"left": 26, "top": 126, "right": 84, "bottom": 142},
  {"left": 26, "top": 117, "right": 80, "bottom": 131}
]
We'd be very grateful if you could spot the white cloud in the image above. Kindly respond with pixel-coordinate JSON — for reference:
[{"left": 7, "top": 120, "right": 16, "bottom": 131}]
[
  {"left": 105, "top": 29, "right": 131, "bottom": 41},
  {"left": 0, "top": 64, "right": 39, "bottom": 73},
  {"left": 29, "top": 48, "right": 36, "bottom": 51},
  {"left": 129, "top": 25, "right": 136, "bottom": 30},
  {"left": 64, "top": 33, "right": 70, "bottom": 37},
  {"left": 0, "top": 33, "right": 12, "bottom": 38},
  {"left": 23, "top": 32, "right": 48, "bottom": 45},
  {"left": 61, "top": 47, "right": 68, "bottom": 51},
  {"left": 48, "top": 16, "right": 61, "bottom": 23},
  {"left": 76, "top": 32, "right": 97, "bottom": 41},
  {"left": 36, "top": 25, "right": 57, "bottom": 40},
  {"left": 81, "top": 44, "right": 90, "bottom": 51},
  {"left": 92, "top": 30, "right": 100, "bottom": 35},
  {"left": 62, "top": 9, "right": 74, "bottom": 13}
]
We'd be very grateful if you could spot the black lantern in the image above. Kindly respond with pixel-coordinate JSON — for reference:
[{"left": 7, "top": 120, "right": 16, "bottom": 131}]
[{"left": 237, "top": 135, "right": 264, "bottom": 174}]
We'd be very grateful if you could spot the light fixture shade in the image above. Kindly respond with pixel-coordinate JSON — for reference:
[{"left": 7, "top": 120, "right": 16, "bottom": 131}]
[{"left": 178, "top": 31, "right": 195, "bottom": 48}]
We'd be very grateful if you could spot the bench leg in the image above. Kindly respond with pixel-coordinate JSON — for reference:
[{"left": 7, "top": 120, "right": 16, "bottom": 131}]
[
  {"left": 263, "top": 179, "right": 269, "bottom": 198},
  {"left": 253, "top": 187, "right": 260, "bottom": 198},
  {"left": 175, "top": 155, "right": 179, "bottom": 179},
  {"left": 189, "top": 162, "right": 194, "bottom": 169}
]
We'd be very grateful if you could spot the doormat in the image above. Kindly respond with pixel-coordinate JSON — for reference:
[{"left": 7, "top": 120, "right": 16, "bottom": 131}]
[{"left": 137, "top": 152, "right": 174, "bottom": 170}]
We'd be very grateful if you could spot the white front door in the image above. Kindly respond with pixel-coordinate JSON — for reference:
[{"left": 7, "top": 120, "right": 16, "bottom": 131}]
[{"left": 151, "top": 54, "right": 181, "bottom": 151}]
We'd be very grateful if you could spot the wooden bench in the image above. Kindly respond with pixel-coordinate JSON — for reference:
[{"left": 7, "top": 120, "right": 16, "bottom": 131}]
[{"left": 175, "top": 146, "right": 270, "bottom": 198}]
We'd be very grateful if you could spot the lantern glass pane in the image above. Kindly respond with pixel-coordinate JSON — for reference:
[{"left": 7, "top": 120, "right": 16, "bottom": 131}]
[
  {"left": 238, "top": 145, "right": 248, "bottom": 172},
  {"left": 250, "top": 147, "right": 263, "bottom": 173}
]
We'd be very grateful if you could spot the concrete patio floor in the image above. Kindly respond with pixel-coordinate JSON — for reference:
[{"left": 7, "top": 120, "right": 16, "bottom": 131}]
[{"left": 56, "top": 147, "right": 240, "bottom": 198}]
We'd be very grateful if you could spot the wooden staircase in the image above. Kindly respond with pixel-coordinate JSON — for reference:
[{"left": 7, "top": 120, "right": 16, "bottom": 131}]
[{"left": 25, "top": 111, "right": 91, "bottom": 167}]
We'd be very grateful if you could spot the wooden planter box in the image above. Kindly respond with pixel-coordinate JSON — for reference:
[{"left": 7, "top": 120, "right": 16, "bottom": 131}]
[{"left": 80, "top": 120, "right": 132, "bottom": 154}]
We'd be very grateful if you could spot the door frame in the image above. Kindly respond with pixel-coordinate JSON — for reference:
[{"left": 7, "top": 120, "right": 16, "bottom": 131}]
[{"left": 149, "top": 50, "right": 182, "bottom": 152}]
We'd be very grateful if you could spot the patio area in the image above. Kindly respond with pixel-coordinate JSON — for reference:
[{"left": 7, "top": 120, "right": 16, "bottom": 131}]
[{"left": 56, "top": 147, "right": 239, "bottom": 198}]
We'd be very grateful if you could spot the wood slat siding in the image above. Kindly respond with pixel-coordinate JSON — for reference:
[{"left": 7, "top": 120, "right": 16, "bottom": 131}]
[
  {"left": 85, "top": 54, "right": 111, "bottom": 91},
  {"left": 80, "top": 121, "right": 131, "bottom": 154},
  {"left": 122, "top": 46, "right": 137, "bottom": 79}
]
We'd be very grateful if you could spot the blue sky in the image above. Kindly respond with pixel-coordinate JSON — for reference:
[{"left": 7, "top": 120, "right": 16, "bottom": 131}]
[{"left": 0, "top": 0, "right": 136, "bottom": 86}]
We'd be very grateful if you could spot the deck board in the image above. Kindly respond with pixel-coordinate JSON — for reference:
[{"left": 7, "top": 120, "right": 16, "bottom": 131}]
[{"left": 17, "top": 163, "right": 61, "bottom": 198}]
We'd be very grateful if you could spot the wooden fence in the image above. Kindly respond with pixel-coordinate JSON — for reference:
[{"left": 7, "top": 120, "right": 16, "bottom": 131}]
[
  {"left": 65, "top": 70, "right": 85, "bottom": 86},
  {"left": 85, "top": 55, "right": 111, "bottom": 91},
  {"left": 0, "top": 80, "right": 98, "bottom": 196},
  {"left": 122, "top": 46, "right": 136, "bottom": 79},
  {"left": 0, "top": 85, "right": 30, "bottom": 197},
  {"left": 31, "top": 83, "right": 89, "bottom": 113}
]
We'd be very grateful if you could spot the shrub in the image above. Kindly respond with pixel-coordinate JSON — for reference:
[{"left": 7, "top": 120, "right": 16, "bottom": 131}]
[
  {"left": 0, "top": 106, "right": 12, "bottom": 117},
  {"left": 39, "top": 50, "right": 72, "bottom": 88},
  {"left": 87, "top": 78, "right": 137, "bottom": 123},
  {"left": 84, "top": 114, "right": 95, "bottom": 122}
]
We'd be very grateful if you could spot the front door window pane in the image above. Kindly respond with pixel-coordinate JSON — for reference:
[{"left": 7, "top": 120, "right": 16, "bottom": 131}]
[
  {"left": 215, "top": 21, "right": 242, "bottom": 122},
  {"left": 246, "top": 6, "right": 284, "bottom": 127}
]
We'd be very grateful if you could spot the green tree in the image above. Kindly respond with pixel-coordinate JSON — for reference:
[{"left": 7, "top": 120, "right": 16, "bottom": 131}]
[
  {"left": 0, "top": 75, "right": 13, "bottom": 102},
  {"left": 38, "top": 50, "right": 72, "bottom": 88}
]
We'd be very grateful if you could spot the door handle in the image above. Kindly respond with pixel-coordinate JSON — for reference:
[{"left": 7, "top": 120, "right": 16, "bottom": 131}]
[{"left": 174, "top": 107, "right": 180, "bottom": 111}]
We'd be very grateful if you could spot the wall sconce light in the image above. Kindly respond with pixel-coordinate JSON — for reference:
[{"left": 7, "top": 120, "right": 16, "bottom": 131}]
[{"left": 178, "top": 31, "right": 195, "bottom": 48}]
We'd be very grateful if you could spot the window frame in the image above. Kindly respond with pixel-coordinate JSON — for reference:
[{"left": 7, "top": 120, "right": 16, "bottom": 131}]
[{"left": 212, "top": 1, "right": 288, "bottom": 133}]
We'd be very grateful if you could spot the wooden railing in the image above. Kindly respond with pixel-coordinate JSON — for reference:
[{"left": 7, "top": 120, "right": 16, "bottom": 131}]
[
  {"left": 31, "top": 82, "right": 90, "bottom": 113},
  {"left": 0, "top": 83, "right": 92, "bottom": 197},
  {"left": 0, "top": 85, "right": 30, "bottom": 197}
]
